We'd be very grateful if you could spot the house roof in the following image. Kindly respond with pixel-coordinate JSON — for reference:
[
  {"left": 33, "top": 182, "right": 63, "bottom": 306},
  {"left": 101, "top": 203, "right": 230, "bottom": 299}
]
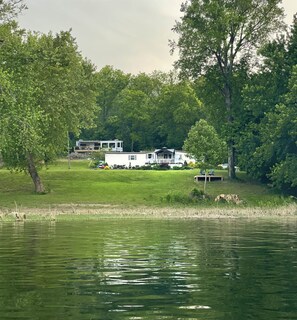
[{"left": 154, "top": 147, "right": 175, "bottom": 154}]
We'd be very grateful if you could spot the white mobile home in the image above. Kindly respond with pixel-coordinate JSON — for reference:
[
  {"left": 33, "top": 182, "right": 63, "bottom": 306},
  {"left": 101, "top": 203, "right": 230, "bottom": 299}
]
[
  {"left": 105, "top": 152, "right": 149, "bottom": 168},
  {"left": 75, "top": 139, "right": 123, "bottom": 152},
  {"left": 105, "top": 147, "right": 195, "bottom": 168}
]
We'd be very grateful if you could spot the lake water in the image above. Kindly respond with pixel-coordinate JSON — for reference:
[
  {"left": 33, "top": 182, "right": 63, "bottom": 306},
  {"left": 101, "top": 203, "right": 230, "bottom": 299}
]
[{"left": 0, "top": 218, "right": 296, "bottom": 320}]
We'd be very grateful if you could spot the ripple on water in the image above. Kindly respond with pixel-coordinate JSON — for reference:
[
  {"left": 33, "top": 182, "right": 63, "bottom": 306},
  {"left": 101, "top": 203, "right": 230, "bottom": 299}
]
[{"left": 0, "top": 219, "right": 296, "bottom": 320}]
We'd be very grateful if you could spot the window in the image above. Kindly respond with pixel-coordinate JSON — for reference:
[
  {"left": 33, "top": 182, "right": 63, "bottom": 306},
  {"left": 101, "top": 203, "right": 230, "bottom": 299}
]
[{"left": 128, "top": 155, "right": 137, "bottom": 161}]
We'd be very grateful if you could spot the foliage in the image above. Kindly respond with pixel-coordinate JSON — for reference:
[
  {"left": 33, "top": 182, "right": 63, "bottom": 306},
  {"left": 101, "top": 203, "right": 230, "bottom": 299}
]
[
  {"left": 0, "top": 1, "right": 295, "bottom": 196},
  {"left": 80, "top": 65, "right": 130, "bottom": 140},
  {"left": 183, "top": 119, "right": 227, "bottom": 193},
  {"left": 269, "top": 155, "right": 297, "bottom": 194},
  {"left": 91, "top": 151, "right": 106, "bottom": 162},
  {"left": 0, "top": 0, "right": 26, "bottom": 23},
  {"left": 262, "top": 66, "right": 297, "bottom": 193},
  {"left": 0, "top": 159, "right": 291, "bottom": 208},
  {"left": 183, "top": 119, "right": 226, "bottom": 165},
  {"left": 171, "top": 0, "right": 284, "bottom": 179},
  {"left": 81, "top": 69, "right": 203, "bottom": 151},
  {"left": 164, "top": 188, "right": 210, "bottom": 205},
  {"left": 237, "top": 18, "right": 297, "bottom": 194},
  {"left": 156, "top": 81, "right": 203, "bottom": 149},
  {"left": 189, "top": 187, "right": 209, "bottom": 200},
  {"left": 163, "top": 188, "right": 210, "bottom": 204},
  {"left": 0, "top": 27, "right": 97, "bottom": 192},
  {"left": 113, "top": 88, "right": 151, "bottom": 151}
]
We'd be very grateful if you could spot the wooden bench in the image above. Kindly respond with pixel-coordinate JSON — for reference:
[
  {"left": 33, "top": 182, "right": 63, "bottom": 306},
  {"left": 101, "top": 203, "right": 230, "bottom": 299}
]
[{"left": 194, "top": 175, "right": 224, "bottom": 182}]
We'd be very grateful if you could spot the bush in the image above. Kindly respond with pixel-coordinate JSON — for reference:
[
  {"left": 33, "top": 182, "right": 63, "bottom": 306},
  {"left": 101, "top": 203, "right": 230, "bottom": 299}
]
[
  {"left": 162, "top": 188, "right": 210, "bottom": 204},
  {"left": 153, "top": 163, "right": 170, "bottom": 170},
  {"left": 163, "top": 191, "right": 192, "bottom": 204},
  {"left": 172, "top": 165, "right": 193, "bottom": 170},
  {"left": 189, "top": 188, "right": 210, "bottom": 200},
  {"left": 269, "top": 155, "right": 297, "bottom": 195},
  {"left": 188, "top": 161, "right": 197, "bottom": 168},
  {"left": 136, "top": 165, "right": 153, "bottom": 170}
]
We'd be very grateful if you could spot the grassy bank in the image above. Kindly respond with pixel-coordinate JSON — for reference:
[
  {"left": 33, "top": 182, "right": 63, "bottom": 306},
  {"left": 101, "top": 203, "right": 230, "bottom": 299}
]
[{"left": 0, "top": 160, "right": 294, "bottom": 213}]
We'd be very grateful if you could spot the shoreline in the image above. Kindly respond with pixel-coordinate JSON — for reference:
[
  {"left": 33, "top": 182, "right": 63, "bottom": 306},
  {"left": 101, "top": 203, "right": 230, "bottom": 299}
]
[{"left": 1, "top": 203, "right": 297, "bottom": 220}]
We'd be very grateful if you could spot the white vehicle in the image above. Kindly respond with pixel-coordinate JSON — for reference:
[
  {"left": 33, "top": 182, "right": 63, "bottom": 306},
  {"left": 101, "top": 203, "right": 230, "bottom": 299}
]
[
  {"left": 218, "top": 163, "right": 240, "bottom": 171},
  {"left": 218, "top": 163, "right": 228, "bottom": 169}
]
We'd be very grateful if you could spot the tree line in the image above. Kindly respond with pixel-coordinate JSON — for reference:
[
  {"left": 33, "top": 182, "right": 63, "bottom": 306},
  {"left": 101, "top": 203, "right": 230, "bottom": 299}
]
[
  {"left": 80, "top": 68, "right": 203, "bottom": 153},
  {"left": 0, "top": 0, "right": 296, "bottom": 196}
]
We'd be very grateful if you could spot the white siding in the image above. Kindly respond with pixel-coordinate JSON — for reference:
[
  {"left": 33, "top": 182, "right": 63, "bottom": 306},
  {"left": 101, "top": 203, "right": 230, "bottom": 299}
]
[
  {"left": 105, "top": 150, "right": 196, "bottom": 168},
  {"left": 105, "top": 153, "right": 147, "bottom": 167}
]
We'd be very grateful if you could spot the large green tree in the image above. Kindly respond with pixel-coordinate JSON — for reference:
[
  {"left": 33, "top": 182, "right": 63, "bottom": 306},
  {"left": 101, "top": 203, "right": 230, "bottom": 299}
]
[
  {"left": 246, "top": 65, "right": 297, "bottom": 194},
  {"left": 171, "top": 0, "right": 284, "bottom": 179},
  {"left": 0, "top": 28, "right": 97, "bottom": 193},
  {"left": 236, "top": 15, "right": 297, "bottom": 193},
  {"left": 237, "top": 37, "right": 289, "bottom": 179},
  {"left": 183, "top": 119, "right": 226, "bottom": 191},
  {"left": 183, "top": 119, "right": 226, "bottom": 164},
  {"left": 157, "top": 81, "right": 203, "bottom": 149},
  {"left": 124, "top": 72, "right": 167, "bottom": 149},
  {"left": 81, "top": 65, "right": 130, "bottom": 140},
  {"left": 266, "top": 66, "right": 297, "bottom": 193},
  {"left": 113, "top": 88, "right": 151, "bottom": 151}
]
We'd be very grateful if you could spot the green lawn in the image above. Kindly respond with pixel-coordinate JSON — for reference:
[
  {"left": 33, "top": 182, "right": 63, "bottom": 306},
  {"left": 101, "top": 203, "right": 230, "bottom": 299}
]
[{"left": 0, "top": 159, "right": 290, "bottom": 209}]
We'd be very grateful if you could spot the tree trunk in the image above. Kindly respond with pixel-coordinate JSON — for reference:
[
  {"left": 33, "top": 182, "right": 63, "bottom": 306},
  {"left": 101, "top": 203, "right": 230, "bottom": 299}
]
[
  {"left": 27, "top": 153, "right": 46, "bottom": 193},
  {"left": 204, "top": 172, "right": 207, "bottom": 193},
  {"left": 224, "top": 83, "right": 236, "bottom": 180},
  {"left": 228, "top": 143, "right": 236, "bottom": 179}
]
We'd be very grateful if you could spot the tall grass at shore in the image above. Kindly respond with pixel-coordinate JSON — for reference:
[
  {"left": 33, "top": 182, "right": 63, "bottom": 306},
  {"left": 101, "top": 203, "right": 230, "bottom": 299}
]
[{"left": 0, "top": 159, "right": 292, "bottom": 210}]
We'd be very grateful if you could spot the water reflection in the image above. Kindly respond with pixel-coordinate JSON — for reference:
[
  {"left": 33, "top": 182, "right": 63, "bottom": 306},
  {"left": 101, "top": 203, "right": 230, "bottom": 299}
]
[{"left": 0, "top": 219, "right": 296, "bottom": 319}]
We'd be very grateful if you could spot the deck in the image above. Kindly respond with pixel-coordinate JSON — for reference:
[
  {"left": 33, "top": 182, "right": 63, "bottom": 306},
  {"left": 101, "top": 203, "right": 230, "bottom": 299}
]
[{"left": 194, "top": 175, "right": 224, "bottom": 182}]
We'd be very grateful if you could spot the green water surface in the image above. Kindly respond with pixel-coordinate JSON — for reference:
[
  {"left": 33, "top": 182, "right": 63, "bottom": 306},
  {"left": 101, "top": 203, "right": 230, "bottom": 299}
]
[{"left": 0, "top": 218, "right": 296, "bottom": 319}]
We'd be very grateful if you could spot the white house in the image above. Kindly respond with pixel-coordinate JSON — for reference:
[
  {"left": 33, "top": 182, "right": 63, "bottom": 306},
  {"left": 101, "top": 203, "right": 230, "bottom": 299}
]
[{"left": 105, "top": 147, "right": 195, "bottom": 168}]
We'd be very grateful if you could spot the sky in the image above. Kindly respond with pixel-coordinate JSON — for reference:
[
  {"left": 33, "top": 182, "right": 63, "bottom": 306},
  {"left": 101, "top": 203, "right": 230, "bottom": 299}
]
[{"left": 18, "top": 0, "right": 297, "bottom": 75}]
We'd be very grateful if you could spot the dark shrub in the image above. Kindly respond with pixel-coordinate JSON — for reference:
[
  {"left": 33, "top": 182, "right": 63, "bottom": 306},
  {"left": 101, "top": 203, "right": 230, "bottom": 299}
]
[{"left": 189, "top": 188, "right": 209, "bottom": 200}]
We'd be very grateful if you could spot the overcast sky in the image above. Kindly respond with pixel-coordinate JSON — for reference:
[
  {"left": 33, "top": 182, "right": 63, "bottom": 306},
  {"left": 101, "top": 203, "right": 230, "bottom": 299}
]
[{"left": 18, "top": 0, "right": 297, "bottom": 75}]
